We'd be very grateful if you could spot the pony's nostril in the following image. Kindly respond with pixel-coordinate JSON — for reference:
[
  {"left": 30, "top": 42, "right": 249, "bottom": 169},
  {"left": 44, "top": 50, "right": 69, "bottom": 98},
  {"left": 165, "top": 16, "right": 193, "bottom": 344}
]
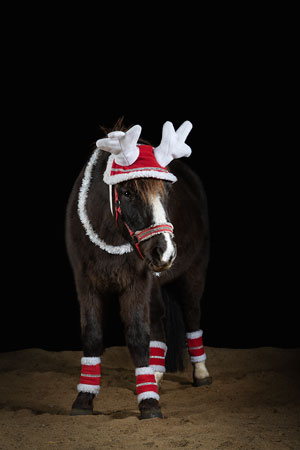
[
  {"left": 150, "top": 246, "right": 176, "bottom": 271},
  {"left": 148, "top": 237, "right": 176, "bottom": 269},
  {"left": 151, "top": 246, "right": 163, "bottom": 263},
  {"left": 169, "top": 252, "right": 175, "bottom": 263}
]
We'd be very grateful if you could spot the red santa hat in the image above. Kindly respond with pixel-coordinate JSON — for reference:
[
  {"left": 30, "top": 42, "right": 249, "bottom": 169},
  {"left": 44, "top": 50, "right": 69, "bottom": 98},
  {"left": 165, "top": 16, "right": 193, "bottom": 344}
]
[{"left": 96, "top": 121, "right": 193, "bottom": 185}]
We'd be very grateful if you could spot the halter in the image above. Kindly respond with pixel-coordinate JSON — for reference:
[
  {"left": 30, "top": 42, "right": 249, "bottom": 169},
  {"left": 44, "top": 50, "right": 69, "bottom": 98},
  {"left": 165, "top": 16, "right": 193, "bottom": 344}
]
[{"left": 113, "top": 187, "right": 174, "bottom": 260}]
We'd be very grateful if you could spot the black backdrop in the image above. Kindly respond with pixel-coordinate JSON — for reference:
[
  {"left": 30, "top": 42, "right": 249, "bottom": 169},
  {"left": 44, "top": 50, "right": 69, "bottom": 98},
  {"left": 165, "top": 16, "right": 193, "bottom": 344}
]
[{"left": 1, "top": 37, "right": 297, "bottom": 353}]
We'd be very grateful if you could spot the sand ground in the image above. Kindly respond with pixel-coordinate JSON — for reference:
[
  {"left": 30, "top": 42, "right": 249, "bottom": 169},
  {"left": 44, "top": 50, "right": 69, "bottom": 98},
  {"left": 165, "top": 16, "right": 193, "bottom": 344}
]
[{"left": 0, "top": 346, "right": 299, "bottom": 449}]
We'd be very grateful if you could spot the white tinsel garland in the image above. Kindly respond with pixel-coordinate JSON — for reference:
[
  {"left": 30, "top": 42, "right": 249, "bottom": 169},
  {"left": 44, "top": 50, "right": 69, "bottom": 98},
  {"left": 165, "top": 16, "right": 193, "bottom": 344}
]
[{"left": 77, "top": 148, "right": 133, "bottom": 255}]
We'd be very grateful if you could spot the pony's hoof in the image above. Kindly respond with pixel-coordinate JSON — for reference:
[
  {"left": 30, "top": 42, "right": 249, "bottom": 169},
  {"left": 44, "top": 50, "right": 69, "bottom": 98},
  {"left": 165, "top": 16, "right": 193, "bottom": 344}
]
[
  {"left": 139, "top": 398, "right": 163, "bottom": 420},
  {"left": 192, "top": 376, "right": 212, "bottom": 387},
  {"left": 70, "top": 407, "right": 93, "bottom": 416},
  {"left": 71, "top": 392, "right": 95, "bottom": 415},
  {"left": 140, "top": 409, "right": 163, "bottom": 420}
]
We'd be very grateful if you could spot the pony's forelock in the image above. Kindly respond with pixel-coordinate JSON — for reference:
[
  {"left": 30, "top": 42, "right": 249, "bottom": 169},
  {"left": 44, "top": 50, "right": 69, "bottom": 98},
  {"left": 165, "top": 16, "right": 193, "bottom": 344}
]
[{"left": 133, "top": 178, "right": 167, "bottom": 204}]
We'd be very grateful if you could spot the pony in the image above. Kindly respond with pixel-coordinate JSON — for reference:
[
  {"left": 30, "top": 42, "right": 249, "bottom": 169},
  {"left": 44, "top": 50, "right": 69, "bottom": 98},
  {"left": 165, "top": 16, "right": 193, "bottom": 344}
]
[{"left": 65, "top": 120, "right": 211, "bottom": 419}]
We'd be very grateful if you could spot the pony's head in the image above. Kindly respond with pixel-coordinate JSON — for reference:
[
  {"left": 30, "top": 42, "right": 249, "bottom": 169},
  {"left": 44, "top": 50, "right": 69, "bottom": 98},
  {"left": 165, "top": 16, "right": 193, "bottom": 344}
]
[
  {"left": 97, "top": 121, "right": 193, "bottom": 271},
  {"left": 113, "top": 178, "right": 176, "bottom": 271}
]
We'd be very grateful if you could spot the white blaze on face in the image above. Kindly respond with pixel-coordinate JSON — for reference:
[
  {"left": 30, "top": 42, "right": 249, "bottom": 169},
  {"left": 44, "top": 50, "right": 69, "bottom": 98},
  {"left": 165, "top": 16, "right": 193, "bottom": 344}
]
[{"left": 150, "top": 194, "right": 175, "bottom": 264}]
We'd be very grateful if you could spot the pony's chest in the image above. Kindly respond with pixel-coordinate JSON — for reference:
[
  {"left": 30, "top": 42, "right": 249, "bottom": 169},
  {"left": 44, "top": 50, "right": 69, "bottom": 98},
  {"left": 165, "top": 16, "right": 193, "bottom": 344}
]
[{"left": 88, "top": 261, "right": 136, "bottom": 293}]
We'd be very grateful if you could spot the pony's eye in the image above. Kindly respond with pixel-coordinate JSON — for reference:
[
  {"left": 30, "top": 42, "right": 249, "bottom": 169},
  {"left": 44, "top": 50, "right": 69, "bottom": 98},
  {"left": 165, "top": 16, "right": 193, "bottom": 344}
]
[{"left": 123, "top": 191, "right": 132, "bottom": 197}]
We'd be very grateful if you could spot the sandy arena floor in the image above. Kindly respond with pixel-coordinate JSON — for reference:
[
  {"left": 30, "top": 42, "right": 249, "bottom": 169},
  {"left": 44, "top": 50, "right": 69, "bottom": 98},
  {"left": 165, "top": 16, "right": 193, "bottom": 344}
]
[{"left": 0, "top": 346, "right": 299, "bottom": 449}]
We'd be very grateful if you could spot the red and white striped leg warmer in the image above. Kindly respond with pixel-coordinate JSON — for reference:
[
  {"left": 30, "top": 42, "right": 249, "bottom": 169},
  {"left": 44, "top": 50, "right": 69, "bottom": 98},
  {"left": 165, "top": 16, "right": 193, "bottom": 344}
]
[
  {"left": 186, "top": 330, "right": 206, "bottom": 363},
  {"left": 77, "top": 356, "right": 101, "bottom": 395},
  {"left": 149, "top": 341, "right": 167, "bottom": 373},
  {"left": 135, "top": 367, "right": 159, "bottom": 404}
]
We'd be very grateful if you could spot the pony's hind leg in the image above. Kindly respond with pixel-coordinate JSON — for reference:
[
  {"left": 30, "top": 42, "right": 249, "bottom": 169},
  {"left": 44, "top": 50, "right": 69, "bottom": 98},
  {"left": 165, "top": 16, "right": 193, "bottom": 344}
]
[
  {"left": 119, "top": 280, "right": 163, "bottom": 420},
  {"left": 176, "top": 263, "right": 212, "bottom": 387},
  {"left": 186, "top": 330, "right": 212, "bottom": 387},
  {"left": 71, "top": 286, "right": 104, "bottom": 416}
]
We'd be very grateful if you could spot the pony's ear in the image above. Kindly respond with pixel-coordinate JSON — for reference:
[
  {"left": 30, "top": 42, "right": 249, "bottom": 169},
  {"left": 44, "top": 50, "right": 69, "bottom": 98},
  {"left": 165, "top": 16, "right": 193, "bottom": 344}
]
[
  {"left": 96, "top": 125, "right": 142, "bottom": 166},
  {"left": 154, "top": 121, "right": 193, "bottom": 167}
]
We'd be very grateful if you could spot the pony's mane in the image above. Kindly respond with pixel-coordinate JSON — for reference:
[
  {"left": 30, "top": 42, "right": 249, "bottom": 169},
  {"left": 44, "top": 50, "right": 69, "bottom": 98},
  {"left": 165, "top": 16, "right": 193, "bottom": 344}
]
[{"left": 101, "top": 117, "right": 166, "bottom": 203}]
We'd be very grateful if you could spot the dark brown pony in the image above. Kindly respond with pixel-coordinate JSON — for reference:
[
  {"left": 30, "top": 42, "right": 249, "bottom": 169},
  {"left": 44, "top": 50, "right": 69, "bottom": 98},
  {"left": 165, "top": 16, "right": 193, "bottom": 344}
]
[{"left": 65, "top": 122, "right": 211, "bottom": 419}]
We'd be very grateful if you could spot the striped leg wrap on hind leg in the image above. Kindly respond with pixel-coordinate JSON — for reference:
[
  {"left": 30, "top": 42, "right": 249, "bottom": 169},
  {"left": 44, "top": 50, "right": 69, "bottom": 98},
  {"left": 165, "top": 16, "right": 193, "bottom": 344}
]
[
  {"left": 149, "top": 341, "right": 167, "bottom": 373},
  {"left": 186, "top": 330, "right": 206, "bottom": 362}
]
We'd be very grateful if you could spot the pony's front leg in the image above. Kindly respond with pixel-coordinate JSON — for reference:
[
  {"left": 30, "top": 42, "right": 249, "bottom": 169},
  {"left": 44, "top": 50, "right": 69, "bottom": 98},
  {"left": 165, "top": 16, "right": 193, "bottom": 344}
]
[
  {"left": 120, "top": 281, "right": 163, "bottom": 420},
  {"left": 71, "top": 287, "right": 103, "bottom": 416},
  {"left": 149, "top": 280, "right": 167, "bottom": 388}
]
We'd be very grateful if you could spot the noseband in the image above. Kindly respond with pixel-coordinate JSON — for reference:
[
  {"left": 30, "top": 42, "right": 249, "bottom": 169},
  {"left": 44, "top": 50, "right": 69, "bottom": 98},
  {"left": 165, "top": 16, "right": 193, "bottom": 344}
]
[{"left": 113, "top": 187, "right": 174, "bottom": 260}]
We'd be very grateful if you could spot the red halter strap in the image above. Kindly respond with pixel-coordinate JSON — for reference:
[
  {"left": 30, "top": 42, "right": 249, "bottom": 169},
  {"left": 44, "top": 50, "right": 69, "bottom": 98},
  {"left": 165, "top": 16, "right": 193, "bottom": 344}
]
[{"left": 113, "top": 187, "right": 174, "bottom": 260}]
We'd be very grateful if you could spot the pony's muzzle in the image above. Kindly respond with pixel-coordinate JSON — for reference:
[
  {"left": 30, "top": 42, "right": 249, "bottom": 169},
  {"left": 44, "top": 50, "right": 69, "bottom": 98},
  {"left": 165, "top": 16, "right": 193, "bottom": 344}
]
[{"left": 142, "top": 234, "right": 177, "bottom": 272}]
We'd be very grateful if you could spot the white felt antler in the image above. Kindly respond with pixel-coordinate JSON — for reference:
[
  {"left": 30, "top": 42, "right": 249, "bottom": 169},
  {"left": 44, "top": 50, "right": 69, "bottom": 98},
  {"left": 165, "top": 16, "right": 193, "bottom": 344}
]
[
  {"left": 96, "top": 125, "right": 142, "bottom": 166},
  {"left": 154, "top": 121, "right": 193, "bottom": 167}
]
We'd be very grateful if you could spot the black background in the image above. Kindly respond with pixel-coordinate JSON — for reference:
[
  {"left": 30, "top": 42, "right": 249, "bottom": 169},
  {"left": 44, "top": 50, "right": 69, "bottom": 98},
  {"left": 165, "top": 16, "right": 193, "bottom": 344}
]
[{"left": 1, "top": 20, "right": 297, "bottom": 353}]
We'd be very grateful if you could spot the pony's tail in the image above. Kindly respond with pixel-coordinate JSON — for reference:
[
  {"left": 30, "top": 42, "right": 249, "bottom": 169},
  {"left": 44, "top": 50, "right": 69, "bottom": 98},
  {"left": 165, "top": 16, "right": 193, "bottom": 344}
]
[{"left": 162, "top": 284, "right": 186, "bottom": 372}]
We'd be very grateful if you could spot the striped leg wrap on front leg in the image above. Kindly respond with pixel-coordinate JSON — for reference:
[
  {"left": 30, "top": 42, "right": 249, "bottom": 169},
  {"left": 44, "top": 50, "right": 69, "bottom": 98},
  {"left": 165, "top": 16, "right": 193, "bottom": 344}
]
[
  {"left": 135, "top": 367, "right": 159, "bottom": 404},
  {"left": 77, "top": 357, "right": 101, "bottom": 395},
  {"left": 186, "top": 330, "right": 206, "bottom": 363}
]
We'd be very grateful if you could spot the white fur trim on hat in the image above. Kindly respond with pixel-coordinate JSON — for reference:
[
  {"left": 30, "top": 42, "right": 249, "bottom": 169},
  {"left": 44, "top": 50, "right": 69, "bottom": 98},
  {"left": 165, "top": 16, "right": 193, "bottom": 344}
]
[{"left": 103, "top": 155, "right": 177, "bottom": 185}]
